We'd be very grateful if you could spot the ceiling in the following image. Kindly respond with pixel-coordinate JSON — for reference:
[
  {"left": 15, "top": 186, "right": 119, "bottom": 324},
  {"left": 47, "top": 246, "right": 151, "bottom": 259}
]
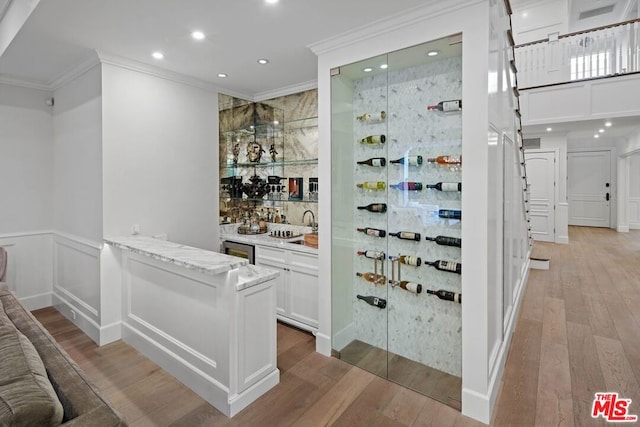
[
  {"left": 0, "top": 0, "right": 638, "bottom": 142},
  {"left": 0, "top": 0, "right": 434, "bottom": 97}
]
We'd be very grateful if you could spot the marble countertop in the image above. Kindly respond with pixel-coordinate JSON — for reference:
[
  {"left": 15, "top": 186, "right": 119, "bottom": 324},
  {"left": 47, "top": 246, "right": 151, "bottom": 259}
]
[
  {"left": 236, "top": 264, "right": 280, "bottom": 291},
  {"left": 105, "top": 236, "right": 249, "bottom": 276}
]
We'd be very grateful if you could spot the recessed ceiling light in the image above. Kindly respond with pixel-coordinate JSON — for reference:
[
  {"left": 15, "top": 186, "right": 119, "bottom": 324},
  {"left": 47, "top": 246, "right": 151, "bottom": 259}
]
[
  {"left": 522, "top": 11, "right": 528, "bottom": 17},
  {"left": 273, "top": 120, "right": 279, "bottom": 125},
  {"left": 427, "top": 50, "right": 440, "bottom": 57},
  {"left": 258, "top": 59, "right": 269, "bottom": 65},
  {"left": 605, "top": 121, "right": 612, "bottom": 127},
  {"left": 152, "top": 51, "right": 164, "bottom": 60},
  {"left": 380, "top": 64, "right": 388, "bottom": 69},
  {"left": 546, "top": 127, "right": 552, "bottom": 132},
  {"left": 191, "top": 31, "right": 205, "bottom": 41},
  {"left": 594, "top": 134, "right": 600, "bottom": 138},
  {"left": 265, "top": 0, "right": 278, "bottom": 4},
  {"left": 599, "top": 128, "right": 605, "bottom": 133},
  {"left": 363, "top": 67, "right": 373, "bottom": 72},
  {"left": 217, "top": 73, "right": 227, "bottom": 78}
]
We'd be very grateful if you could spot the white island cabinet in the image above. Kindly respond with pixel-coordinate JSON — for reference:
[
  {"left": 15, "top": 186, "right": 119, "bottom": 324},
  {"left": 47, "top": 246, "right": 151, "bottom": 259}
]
[{"left": 104, "top": 236, "right": 280, "bottom": 418}]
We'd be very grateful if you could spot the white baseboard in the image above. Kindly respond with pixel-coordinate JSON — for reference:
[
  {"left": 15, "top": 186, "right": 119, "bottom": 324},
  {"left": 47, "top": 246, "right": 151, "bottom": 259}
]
[
  {"left": 228, "top": 370, "right": 280, "bottom": 417},
  {"left": 99, "top": 321, "right": 122, "bottom": 345},
  {"left": 556, "top": 235, "right": 569, "bottom": 244},
  {"left": 276, "top": 315, "right": 318, "bottom": 334},
  {"left": 19, "top": 292, "right": 52, "bottom": 311},
  {"left": 52, "top": 292, "right": 101, "bottom": 345},
  {"left": 315, "top": 332, "right": 332, "bottom": 357},
  {"left": 617, "top": 225, "right": 630, "bottom": 232},
  {"left": 461, "top": 387, "right": 491, "bottom": 424},
  {"left": 332, "top": 322, "right": 355, "bottom": 352},
  {"left": 123, "top": 322, "right": 237, "bottom": 417}
]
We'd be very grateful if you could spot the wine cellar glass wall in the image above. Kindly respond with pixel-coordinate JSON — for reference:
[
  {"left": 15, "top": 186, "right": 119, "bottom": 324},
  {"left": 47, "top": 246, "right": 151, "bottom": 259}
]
[{"left": 331, "top": 36, "right": 463, "bottom": 409}]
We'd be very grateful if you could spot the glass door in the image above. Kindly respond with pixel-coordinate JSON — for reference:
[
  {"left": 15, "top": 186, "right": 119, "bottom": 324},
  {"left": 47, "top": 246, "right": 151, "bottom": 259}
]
[{"left": 331, "top": 35, "right": 463, "bottom": 410}]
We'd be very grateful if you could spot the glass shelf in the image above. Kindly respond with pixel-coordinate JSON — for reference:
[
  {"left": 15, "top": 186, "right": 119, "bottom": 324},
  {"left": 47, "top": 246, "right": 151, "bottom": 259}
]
[
  {"left": 225, "top": 197, "right": 318, "bottom": 204},
  {"left": 222, "top": 158, "right": 318, "bottom": 169},
  {"left": 222, "top": 116, "right": 318, "bottom": 137}
]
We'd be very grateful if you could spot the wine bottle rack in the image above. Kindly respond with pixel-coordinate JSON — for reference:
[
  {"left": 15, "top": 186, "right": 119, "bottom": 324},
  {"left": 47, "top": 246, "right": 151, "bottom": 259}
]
[{"left": 350, "top": 52, "right": 463, "bottom": 378}]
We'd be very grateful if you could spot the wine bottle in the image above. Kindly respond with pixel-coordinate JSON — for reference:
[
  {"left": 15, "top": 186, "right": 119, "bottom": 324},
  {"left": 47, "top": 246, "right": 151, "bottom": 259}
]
[
  {"left": 357, "top": 294, "right": 386, "bottom": 309},
  {"left": 390, "top": 155, "right": 423, "bottom": 166},
  {"left": 425, "top": 235, "right": 462, "bottom": 247},
  {"left": 427, "top": 155, "right": 462, "bottom": 165},
  {"left": 390, "top": 280, "right": 423, "bottom": 294},
  {"left": 356, "top": 227, "right": 386, "bottom": 238},
  {"left": 357, "top": 157, "right": 386, "bottom": 167},
  {"left": 427, "top": 100, "right": 462, "bottom": 112},
  {"left": 357, "top": 111, "right": 387, "bottom": 122},
  {"left": 425, "top": 260, "right": 462, "bottom": 274},
  {"left": 357, "top": 203, "right": 387, "bottom": 213},
  {"left": 389, "top": 231, "right": 421, "bottom": 241},
  {"left": 439, "top": 209, "right": 461, "bottom": 220},
  {"left": 359, "top": 134, "right": 386, "bottom": 145},
  {"left": 356, "top": 272, "right": 387, "bottom": 285},
  {"left": 389, "top": 255, "right": 421, "bottom": 266},
  {"left": 426, "top": 182, "right": 461, "bottom": 192},
  {"left": 357, "top": 250, "right": 385, "bottom": 260},
  {"left": 356, "top": 181, "right": 386, "bottom": 190},
  {"left": 389, "top": 182, "right": 423, "bottom": 191},
  {"left": 427, "top": 289, "right": 462, "bottom": 303}
]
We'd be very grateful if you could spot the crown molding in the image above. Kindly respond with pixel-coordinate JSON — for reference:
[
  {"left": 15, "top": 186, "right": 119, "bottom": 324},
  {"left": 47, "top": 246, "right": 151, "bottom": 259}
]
[
  {"left": 308, "top": 0, "right": 484, "bottom": 56},
  {"left": 96, "top": 51, "right": 253, "bottom": 100},
  {"left": 0, "top": 75, "right": 50, "bottom": 91},
  {"left": 49, "top": 52, "right": 101, "bottom": 91},
  {"left": 252, "top": 79, "right": 317, "bottom": 102}
]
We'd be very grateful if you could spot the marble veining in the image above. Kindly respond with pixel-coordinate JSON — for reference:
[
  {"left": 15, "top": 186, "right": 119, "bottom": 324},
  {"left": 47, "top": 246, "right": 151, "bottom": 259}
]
[
  {"left": 236, "top": 264, "right": 280, "bottom": 291},
  {"left": 105, "top": 236, "right": 248, "bottom": 276}
]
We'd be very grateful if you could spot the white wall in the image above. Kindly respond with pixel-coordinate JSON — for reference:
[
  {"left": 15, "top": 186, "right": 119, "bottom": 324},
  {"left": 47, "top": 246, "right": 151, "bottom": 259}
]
[
  {"left": 51, "top": 63, "right": 104, "bottom": 338},
  {"left": 0, "top": 83, "right": 53, "bottom": 233},
  {"left": 616, "top": 129, "right": 640, "bottom": 231},
  {"left": 0, "top": 83, "right": 54, "bottom": 308},
  {"left": 511, "top": 0, "right": 568, "bottom": 45},
  {"left": 101, "top": 64, "right": 219, "bottom": 250},
  {"left": 53, "top": 64, "right": 103, "bottom": 242}
]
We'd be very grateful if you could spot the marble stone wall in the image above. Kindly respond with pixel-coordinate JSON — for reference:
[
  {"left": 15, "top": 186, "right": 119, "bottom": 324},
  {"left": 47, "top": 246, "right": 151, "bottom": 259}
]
[{"left": 351, "top": 56, "right": 462, "bottom": 377}]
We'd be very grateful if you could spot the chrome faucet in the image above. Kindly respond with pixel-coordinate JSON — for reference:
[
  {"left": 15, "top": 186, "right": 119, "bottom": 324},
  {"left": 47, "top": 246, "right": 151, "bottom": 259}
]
[{"left": 302, "top": 210, "right": 318, "bottom": 233}]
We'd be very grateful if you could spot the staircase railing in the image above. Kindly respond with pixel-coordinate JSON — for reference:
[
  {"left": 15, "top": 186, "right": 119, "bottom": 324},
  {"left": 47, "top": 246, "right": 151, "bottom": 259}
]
[{"left": 514, "top": 18, "right": 640, "bottom": 89}]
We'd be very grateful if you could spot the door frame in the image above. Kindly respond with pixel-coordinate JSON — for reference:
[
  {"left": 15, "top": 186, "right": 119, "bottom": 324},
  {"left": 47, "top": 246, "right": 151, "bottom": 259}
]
[
  {"left": 524, "top": 148, "right": 560, "bottom": 242},
  {"left": 567, "top": 147, "right": 616, "bottom": 229}
]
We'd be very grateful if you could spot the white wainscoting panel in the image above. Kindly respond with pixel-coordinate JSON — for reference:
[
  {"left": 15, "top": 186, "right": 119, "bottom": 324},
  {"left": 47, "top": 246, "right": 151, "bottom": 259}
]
[
  {"left": 0, "top": 231, "right": 53, "bottom": 310},
  {"left": 52, "top": 232, "right": 101, "bottom": 342},
  {"left": 119, "top": 250, "right": 279, "bottom": 417}
]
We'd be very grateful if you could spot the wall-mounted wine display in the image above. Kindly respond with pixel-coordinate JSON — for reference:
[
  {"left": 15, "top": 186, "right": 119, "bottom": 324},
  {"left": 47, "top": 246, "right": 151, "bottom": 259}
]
[
  {"left": 333, "top": 39, "right": 463, "bottom": 394},
  {"left": 350, "top": 58, "right": 463, "bottom": 378}
]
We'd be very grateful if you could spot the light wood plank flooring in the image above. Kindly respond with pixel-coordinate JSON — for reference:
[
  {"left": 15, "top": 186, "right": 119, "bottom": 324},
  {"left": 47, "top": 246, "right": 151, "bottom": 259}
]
[{"left": 32, "top": 226, "right": 640, "bottom": 426}]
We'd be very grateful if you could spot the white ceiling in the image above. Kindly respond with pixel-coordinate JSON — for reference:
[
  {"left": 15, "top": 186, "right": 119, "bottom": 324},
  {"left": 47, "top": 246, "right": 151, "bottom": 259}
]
[{"left": 0, "top": 0, "right": 434, "bottom": 97}]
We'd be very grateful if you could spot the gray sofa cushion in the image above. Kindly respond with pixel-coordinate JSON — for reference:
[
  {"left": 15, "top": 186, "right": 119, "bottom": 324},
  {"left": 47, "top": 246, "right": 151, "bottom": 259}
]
[
  {"left": 0, "top": 311, "right": 64, "bottom": 426},
  {"left": 0, "top": 286, "right": 126, "bottom": 426}
]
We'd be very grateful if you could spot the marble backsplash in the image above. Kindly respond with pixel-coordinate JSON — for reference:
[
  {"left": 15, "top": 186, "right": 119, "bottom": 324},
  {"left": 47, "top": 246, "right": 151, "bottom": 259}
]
[{"left": 350, "top": 56, "right": 462, "bottom": 377}]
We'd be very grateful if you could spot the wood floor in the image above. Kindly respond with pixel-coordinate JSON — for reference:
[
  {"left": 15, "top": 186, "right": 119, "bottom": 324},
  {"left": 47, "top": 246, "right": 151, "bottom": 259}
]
[{"left": 32, "top": 226, "right": 640, "bottom": 426}]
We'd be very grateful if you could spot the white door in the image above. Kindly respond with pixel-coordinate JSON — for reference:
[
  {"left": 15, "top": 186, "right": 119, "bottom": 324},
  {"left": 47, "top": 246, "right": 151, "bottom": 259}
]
[
  {"left": 525, "top": 150, "right": 556, "bottom": 242},
  {"left": 568, "top": 151, "right": 611, "bottom": 227}
]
